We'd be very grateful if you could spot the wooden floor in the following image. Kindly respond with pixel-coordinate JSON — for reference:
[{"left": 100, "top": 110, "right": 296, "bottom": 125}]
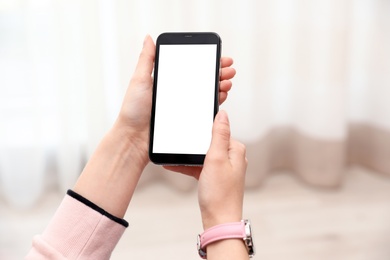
[{"left": 1, "top": 166, "right": 390, "bottom": 260}]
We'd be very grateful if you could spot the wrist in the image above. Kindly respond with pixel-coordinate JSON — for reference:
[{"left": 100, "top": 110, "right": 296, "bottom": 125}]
[
  {"left": 73, "top": 124, "right": 149, "bottom": 218},
  {"left": 201, "top": 207, "right": 243, "bottom": 230},
  {"left": 202, "top": 214, "right": 242, "bottom": 230},
  {"left": 112, "top": 126, "right": 149, "bottom": 168},
  {"left": 110, "top": 120, "right": 150, "bottom": 168}
]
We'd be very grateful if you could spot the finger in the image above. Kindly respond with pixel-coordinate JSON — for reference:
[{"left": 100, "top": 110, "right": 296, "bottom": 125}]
[
  {"left": 133, "top": 35, "right": 156, "bottom": 79},
  {"left": 208, "top": 110, "right": 231, "bottom": 157},
  {"left": 219, "top": 80, "right": 232, "bottom": 93},
  {"left": 220, "top": 67, "right": 236, "bottom": 81},
  {"left": 228, "top": 139, "right": 247, "bottom": 161},
  {"left": 219, "top": 92, "right": 228, "bottom": 105},
  {"left": 163, "top": 165, "right": 202, "bottom": 180},
  {"left": 219, "top": 80, "right": 232, "bottom": 105},
  {"left": 228, "top": 139, "right": 248, "bottom": 170},
  {"left": 221, "top": 57, "right": 233, "bottom": 68}
]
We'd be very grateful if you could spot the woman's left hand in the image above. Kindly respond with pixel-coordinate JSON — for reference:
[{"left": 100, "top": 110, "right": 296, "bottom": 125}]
[{"left": 115, "top": 35, "right": 236, "bottom": 167}]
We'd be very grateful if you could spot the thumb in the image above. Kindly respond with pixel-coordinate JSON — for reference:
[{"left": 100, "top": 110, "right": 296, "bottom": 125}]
[
  {"left": 208, "top": 110, "right": 231, "bottom": 156},
  {"left": 134, "top": 35, "right": 155, "bottom": 78}
]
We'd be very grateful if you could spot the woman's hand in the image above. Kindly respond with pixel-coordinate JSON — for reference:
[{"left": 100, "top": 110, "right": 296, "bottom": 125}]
[
  {"left": 164, "top": 110, "right": 249, "bottom": 259},
  {"left": 164, "top": 110, "right": 247, "bottom": 230}
]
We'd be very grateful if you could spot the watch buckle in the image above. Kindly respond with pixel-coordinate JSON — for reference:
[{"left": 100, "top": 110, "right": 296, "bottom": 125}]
[
  {"left": 243, "top": 219, "right": 255, "bottom": 258},
  {"left": 197, "top": 234, "right": 207, "bottom": 259}
]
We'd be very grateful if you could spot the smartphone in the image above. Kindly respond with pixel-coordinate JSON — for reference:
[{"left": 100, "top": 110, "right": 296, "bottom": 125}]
[{"left": 149, "top": 32, "right": 222, "bottom": 165}]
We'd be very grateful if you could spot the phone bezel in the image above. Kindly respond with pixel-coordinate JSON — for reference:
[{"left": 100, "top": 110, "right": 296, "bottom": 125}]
[{"left": 149, "top": 32, "right": 222, "bottom": 165}]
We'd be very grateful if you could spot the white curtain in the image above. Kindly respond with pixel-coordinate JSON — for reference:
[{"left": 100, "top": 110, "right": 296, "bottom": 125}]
[{"left": 0, "top": 0, "right": 389, "bottom": 209}]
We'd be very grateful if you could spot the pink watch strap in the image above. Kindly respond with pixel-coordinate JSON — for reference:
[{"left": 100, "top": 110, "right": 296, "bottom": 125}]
[
  {"left": 197, "top": 219, "right": 255, "bottom": 259},
  {"left": 200, "top": 221, "right": 246, "bottom": 249}
]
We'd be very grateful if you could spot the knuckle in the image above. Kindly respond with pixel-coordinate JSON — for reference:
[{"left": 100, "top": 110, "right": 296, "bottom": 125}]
[
  {"left": 233, "top": 141, "right": 247, "bottom": 156},
  {"left": 139, "top": 49, "right": 153, "bottom": 62},
  {"left": 215, "top": 124, "right": 230, "bottom": 140},
  {"left": 238, "top": 142, "right": 246, "bottom": 153},
  {"left": 206, "top": 151, "right": 225, "bottom": 163},
  {"left": 130, "top": 74, "right": 150, "bottom": 86}
]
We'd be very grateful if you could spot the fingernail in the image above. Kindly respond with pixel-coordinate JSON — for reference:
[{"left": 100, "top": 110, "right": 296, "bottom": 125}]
[
  {"left": 216, "top": 110, "right": 229, "bottom": 123},
  {"left": 143, "top": 35, "right": 149, "bottom": 47}
]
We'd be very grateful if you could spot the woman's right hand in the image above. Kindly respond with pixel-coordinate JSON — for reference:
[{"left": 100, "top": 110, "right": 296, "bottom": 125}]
[
  {"left": 164, "top": 110, "right": 247, "bottom": 230},
  {"left": 197, "top": 110, "right": 247, "bottom": 229},
  {"left": 165, "top": 110, "right": 249, "bottom": 259}
]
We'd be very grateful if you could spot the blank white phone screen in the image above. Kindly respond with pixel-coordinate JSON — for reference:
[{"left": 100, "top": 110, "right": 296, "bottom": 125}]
[{"left": 153, "top": 44, "right": 217, "bottom": 154}]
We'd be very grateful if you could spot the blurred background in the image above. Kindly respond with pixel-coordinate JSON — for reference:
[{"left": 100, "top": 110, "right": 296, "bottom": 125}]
[{"left": 1, "top": 0, "right": 390, "bottom": 259}]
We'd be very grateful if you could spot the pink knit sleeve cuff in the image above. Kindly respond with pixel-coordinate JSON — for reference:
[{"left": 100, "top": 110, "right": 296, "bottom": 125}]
[{"left": 26, "top": 190, "right": 127, "bottom": 259}]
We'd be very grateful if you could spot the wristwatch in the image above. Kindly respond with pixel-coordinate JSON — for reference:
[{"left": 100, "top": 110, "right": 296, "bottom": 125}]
[{"left": 197, "top": 219, "right": 255, "bottom": 259}]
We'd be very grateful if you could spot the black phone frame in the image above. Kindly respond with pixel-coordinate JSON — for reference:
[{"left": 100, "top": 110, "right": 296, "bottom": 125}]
[{"left": 149, "top": 32, "right": 222, "bottom": 165}]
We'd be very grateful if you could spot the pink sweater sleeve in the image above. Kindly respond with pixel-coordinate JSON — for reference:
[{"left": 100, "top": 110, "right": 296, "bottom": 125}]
[{"left": 26, "top": 191, "right": 127, "bottom": 260}]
